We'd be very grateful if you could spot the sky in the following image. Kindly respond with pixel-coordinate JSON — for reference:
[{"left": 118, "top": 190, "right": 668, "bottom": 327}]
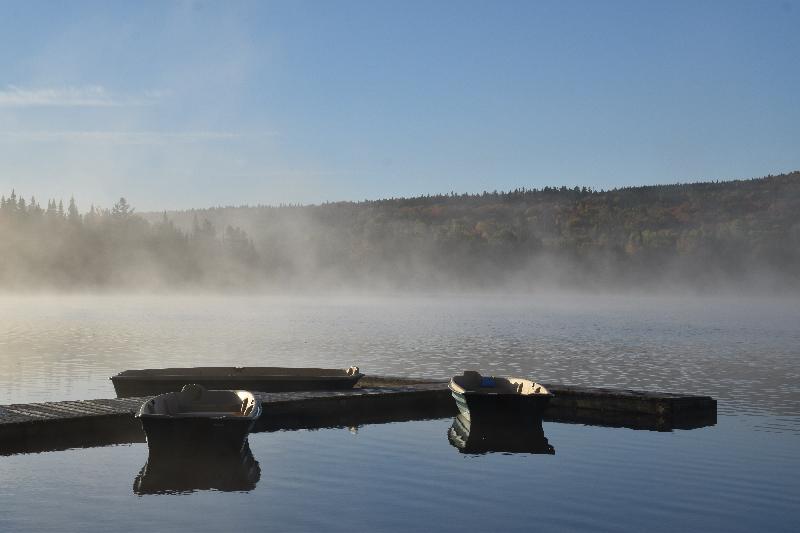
[{"left": 0, "top": 0, "right": 798, "bottom": 211}]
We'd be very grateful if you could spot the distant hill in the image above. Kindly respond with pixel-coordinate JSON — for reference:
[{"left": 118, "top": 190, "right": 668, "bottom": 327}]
[
  {"left": 3, "top": 171, "right": 799, "bottom": 291},
  {"left": 142, "top": 171, "right": 800, "bottom": 291}
]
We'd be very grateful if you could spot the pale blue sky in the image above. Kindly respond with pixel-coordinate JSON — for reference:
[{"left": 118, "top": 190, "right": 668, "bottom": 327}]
[{"left": 0, "top": 0, "right": 798, "bottom": 211}]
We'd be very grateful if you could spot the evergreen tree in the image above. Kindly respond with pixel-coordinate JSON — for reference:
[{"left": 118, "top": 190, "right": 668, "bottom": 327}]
[
  {"left": 67, "top": 197, "right": 81, "bottom": 224},
  {"left": 46, "top": 199, "right": 57, "bottom": 216},
  {"left": 112, "top": 197, "right": 132, "bottom": 218},
  {"left": 86, "top": 204, "right": 97, "bottom": 225}
]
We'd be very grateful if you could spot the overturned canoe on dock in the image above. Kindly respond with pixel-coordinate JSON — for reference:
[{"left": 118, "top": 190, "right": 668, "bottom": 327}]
[{"left": 112, "top": 366, "right": 363, "bottom": 397}]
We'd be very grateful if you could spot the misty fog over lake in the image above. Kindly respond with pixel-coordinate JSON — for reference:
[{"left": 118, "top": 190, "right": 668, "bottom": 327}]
[{"left": 2, "top": 172, "right": 800, "bottom": 293}]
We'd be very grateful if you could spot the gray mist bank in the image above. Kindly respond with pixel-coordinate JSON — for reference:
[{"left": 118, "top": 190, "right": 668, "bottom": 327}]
[{"left": 2, "top": 172, "right": 799, "bottom": 293}]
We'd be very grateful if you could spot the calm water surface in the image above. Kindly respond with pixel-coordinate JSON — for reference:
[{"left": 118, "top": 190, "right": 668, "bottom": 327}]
[{"left": 1, "top": 294, "right": 799, "bottom": 531}]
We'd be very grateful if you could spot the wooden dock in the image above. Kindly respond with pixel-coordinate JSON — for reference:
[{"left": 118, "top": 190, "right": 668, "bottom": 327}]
[{"left": 0, "top": 377, "right": 716, "bottom": 456}]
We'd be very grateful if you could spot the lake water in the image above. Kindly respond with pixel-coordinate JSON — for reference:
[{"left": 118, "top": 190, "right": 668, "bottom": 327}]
[{"left": 1, "top": 294, "right": 799, "bottom": 531}]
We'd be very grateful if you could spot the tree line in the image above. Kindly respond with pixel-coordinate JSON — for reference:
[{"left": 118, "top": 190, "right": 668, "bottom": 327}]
[
  {"left": 2, "top": 170, "right": 799, "bottom": 291},
  {"left": 0, "top": 192, "right": 258, "bottom": 289}
]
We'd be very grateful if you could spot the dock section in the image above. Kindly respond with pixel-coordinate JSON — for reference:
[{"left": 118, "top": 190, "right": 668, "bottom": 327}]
[
  {"left": 0, "top": 378, "right": 716, "bottom": 455},
  {"left": 0, "top": 397, "right": 148, "bottom": 455}
]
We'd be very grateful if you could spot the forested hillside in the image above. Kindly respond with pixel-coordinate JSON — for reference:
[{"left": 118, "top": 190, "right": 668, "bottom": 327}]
[
  {"left": 3, "top": 171, "right": 799, "bottom": 291},
  {"left": 0, "top": 196, "right": 258, "bottom": 288}
]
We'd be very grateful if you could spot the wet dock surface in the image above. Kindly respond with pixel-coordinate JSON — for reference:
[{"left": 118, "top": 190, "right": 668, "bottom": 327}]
[{"left": 0, "top": 377, "right": 716, "bottom": 455}]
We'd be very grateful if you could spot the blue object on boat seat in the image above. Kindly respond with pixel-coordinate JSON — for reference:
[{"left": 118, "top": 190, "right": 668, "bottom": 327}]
[{"left": 480, "top": 376, "right": 496, "bottom": 387}]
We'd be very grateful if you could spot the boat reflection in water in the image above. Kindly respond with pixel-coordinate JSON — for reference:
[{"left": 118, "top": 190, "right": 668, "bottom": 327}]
[
  {"left": 447, "top": 414, "right": 555, "bottom": 455},
  {"left": 133, "top": 442, "right": 261, "bottom": 495}
]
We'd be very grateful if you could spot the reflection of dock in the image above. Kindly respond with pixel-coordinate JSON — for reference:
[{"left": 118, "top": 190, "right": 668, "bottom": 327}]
[{"left": 0, "top": 376, "right": 716, "bottom": 455}]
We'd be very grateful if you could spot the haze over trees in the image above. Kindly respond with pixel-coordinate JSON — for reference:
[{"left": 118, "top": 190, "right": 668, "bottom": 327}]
[
  {"left": 0, "top": 194, "right": 258, "bottom": 289},
  {"left": 2, "top": 171, "right": 799, "bottom": 292}
]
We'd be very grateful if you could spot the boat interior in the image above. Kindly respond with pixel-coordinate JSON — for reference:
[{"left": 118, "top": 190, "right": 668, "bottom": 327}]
[
  {"left": 142, "top": 385, "right": 258, "bottom": 417},
  {"left": 451, "top": 371, "right": 551, "bottom": 396}
]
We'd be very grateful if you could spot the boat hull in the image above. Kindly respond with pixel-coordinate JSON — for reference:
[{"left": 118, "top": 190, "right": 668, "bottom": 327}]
[
  {"left": 451, "top": 389, "right": 552, "bottom": 422},
  {"left": 112, "top": 367, "right": 363, "bottom": 397},
  {"left": 139, "top": 415, "right": 256, "bottom": 452}
]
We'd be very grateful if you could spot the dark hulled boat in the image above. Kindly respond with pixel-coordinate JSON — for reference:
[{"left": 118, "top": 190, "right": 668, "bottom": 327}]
[
  {"left": 112, "top": 366, "right": 363, "bottom": 397},
  {"left": 448, "top": 371, "right": 553, "bottom": 421},
  {"left": 136, "top": 384, "right": 261, "bottom": 452}
]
